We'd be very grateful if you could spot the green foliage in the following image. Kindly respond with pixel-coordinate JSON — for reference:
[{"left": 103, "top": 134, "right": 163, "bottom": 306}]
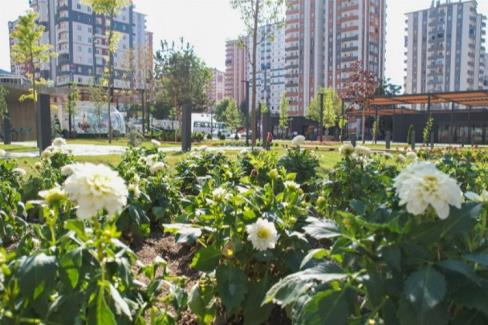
[
  {"left": 278, "top": 94, "right": 289, "bottom": 130},
  {"left": 214, "top": 99, "right": 231, "bottom": 123},
  {"left": 407, "top": 124, "right": 415, "bottom": 145},
  {"left": 423, "top": 117, "right": 434, "bottom": 145},
  {"left": 0, "top": 86, "right": 8, "bottom": 120},
  {"left": 154, "top": 39, "right": 212, "bottom": 116},
  {"left": 277, "top": 148, "right": 319, "bottom": 186},
  {"left": 307, "top": 87, "right": 342, "bottom": 129}
]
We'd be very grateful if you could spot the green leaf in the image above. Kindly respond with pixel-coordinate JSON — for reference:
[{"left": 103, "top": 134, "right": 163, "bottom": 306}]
[
  {"left": 65, "top": 219, "right": 88, "bottom": 241},
  {"left": 163, "top": 223, "right": 202, "bottom": 244},
  {"left": 188, "top": 283, "right": 216, "bottom": 325},
  {"left": 216, "top": 265, "right": 248, "bottom": 313},
  {"left": 303, "top": 217, "right": 341, "bottom": 240},
  {"left": 299, "top": 289, "right": 348, "bottom": 325},
  {"left": 438, "top": 259, "right": 480, "bottom": 284},
  {"left": 191, "top": 246, "right": 220, "bottom": 272},
  {"left": 18, "top": 253, "right": 57, "bottom": 300},
  {"left": 404, "top": 267, "right": 446, "bottom": 313},
  {"left": 109, "top": 284, "right": 132, "bottom": 320},
  {"left": 300, "top": 248, "right": 328, "bottom": 269},
  {"left": 265, "top": 262, "right": 346, "bottom": 307},
  {"left": 243, "top": 276, "right": 272, "bottom": 325},
  {"left": 397, "top": 299, "right": 448, "bottom": 325},
  {"left": 464, "top": 253, "right": 488, "bottom": 267},
  {"left": 96, "top": 290, "right": 117, "bottom": 325},
  {"left": 438, "top": 203, "right": 481, "bottom": 238}
]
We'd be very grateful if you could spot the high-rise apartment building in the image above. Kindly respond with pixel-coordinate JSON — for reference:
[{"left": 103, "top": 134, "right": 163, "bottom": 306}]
[
  {"left": 247, "top": 24, "right": 286, "bottom": 114},
  {"left": 285, "top": 0, "right": 386, "bottom": 116},
  {"left": 405, "top": 0, "right": 486, "bottom": 94},
  {"left": 225, "top": 39, "right": 248, "bottom": 107},
  {"left": 208, "top": 68, "right": 225, "bottom": 106},
  {"left": 9, "top": 0, "right": 152, "bottom": 89}
]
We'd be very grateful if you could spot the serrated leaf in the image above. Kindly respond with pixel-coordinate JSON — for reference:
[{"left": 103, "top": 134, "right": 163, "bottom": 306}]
[
  {"left": 96, "top": 291, "right": 117, "bottom": 325},
  {"left": 216, "top": 265, "right": 248, "bottom": 313},
  {"left": 109, "top": 284, "right": 132, "bottom": 320},
  {"left": 243, "top": 276, "right": 272, "bottom": 325},
  {"left": 299, "top": 289, "right": 348, "bottom": 325},
  {"left": 191, "top": 246, "right": 220, "bottom": 272}
]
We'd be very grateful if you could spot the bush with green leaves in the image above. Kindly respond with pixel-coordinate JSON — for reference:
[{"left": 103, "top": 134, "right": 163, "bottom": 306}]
[{"left": 278, "top": 147, "right": 319, "bottom": 186}]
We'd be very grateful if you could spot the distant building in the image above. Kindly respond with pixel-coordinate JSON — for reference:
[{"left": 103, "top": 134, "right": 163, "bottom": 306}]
[
  {"left": 285, "top": 0, "right": 386, "bottom": 116},
  {"left": 208, "top": 68, "right": 225, "bottom": 107},
  {"left": 225, "top": 39, "right": 248, "bottom": 107},
  {"left": 9, "top": 0, "right": 152, "bottom": 89},
  {"left": 247, "top": 23, "right": 286, "bottom": 115},
  {"left": 405, "top": 0, "right": 486, "bottom": 94}
]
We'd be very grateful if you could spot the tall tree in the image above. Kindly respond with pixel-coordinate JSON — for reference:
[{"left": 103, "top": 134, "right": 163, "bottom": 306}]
[
  {"left": 340, "top": 61, "right": 378, "bottom": 144},
  {"left": 154, "top": 39, "right": 211, "bottom": 120},
  {"left": 82, "top": 0, "right": 130, "bottom": 143},
  {"left": 375, "top": 78, "right": 402, "bottom": 96},
  {"left": 307, "top": 88, "right": 342, "bottom": 135},
  {"left": 88, "top": 81, "right": 108, "bottom": 135},
  {"left": 278, "top": 94, "right": 289, "bottom": 134},
  {"left": 11, "top": 10, "right": 55, "bottom": 148},
  {"left": 225, "top": 99, "right": 243, "bottom": 139},
  {"left": 214, "top": 99, "right": 231, "bottom": 123},
  {"left": 230, "top": 0, "right": 285, "bottom": 147},
  {"left": 67, "top": 82, "right": 80, "bottom": 138}
]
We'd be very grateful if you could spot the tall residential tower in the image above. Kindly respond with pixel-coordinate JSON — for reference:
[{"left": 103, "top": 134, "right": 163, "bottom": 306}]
[{"left": 225, "top": 39, "right": 248, "bottom": 107}]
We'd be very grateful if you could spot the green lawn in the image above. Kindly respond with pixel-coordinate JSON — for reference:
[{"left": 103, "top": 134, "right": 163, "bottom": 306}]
[{"left": 0, "top": 144, "right": 38, "bottom": 152}]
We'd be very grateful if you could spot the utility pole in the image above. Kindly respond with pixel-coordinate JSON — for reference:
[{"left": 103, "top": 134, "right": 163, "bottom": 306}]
[{"left": 319, "top": 91, "right": 324, "bottom": 143}]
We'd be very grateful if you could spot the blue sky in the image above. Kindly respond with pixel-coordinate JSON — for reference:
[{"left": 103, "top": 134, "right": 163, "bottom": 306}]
[{"left": 1, "top": 0, "right": 487, "bottom": 87}]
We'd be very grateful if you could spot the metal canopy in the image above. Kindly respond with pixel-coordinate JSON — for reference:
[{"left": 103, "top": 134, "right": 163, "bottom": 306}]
[{"left": 371, "top": 90, "right": 488, "bottom": 107}]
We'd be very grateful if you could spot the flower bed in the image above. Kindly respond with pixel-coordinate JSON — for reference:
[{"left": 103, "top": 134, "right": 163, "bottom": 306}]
[{"left": 0, "top": 139, "right": 487, "bottom": 324}]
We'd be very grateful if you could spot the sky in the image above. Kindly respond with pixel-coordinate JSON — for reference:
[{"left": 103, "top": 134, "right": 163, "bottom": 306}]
[{"left": 1, "top": 0, "right": 488, "bottom": 88}]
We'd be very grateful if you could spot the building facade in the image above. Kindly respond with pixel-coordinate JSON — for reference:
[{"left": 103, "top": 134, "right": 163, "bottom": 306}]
[
  {"left": 405, "top": 0, "right": 486, "bottom": 94},
  {"left": 224, "top": 39, "right": 248, "bottom": 108},
  {"left": 285, "top": 0, "right": 386, "bottom": 116},
  {"left": 208, "top": 68, "right": 225, "bottom": 107},
  {"left": 247, "top": 24, "right": 286, "bottom": 114},
  {"left": 9, "top": 0, "right": 152, "bottom": 89}
]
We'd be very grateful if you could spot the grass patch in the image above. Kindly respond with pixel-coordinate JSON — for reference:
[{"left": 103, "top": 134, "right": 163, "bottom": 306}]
[{"left": 0, "top": 144, "right": 38, "bottom": 153}]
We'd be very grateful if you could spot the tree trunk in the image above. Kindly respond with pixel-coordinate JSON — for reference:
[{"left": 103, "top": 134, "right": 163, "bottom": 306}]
[
  {"left": 251, "top": 0, "right": 260, "bottom": 148},
  {"left": 107, "top": 13, "right": 115, "bottom": 143},
  {"left": 361, "top": 102, "right": 367, "bottom": 144}
]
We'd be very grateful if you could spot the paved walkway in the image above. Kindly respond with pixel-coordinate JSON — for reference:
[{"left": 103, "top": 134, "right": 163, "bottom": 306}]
[{"left": 4, "top": 144, "right": 245, "bottom": 158}]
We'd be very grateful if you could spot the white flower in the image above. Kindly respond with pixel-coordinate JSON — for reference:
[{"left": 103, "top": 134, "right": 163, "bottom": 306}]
[
  {"left": 394, "top": 162, "right": 463, "bottom": 220},
  {"left": 52, "top": 137, "right": 67, "bottom": 147},
  {"left": 39, "top": 185, "right": 66, "bottom": 205},
  {"left": 61, "top": 163, "right": 83, "bottom": 177},
  {"left": 63, "top": 163, "right": 128, "bottom": 219},
  {"left": 128, "top": 183, "right": 141, "bottom": 199},
  {"left": 0, "top": 149, "right": 6, "bottom": 157},
  {"left": 212, "top": 187, "right": 228, "bottom": 201},
  {"left": 354, "top": 145, "right": 371, "bottom": 157},
  {"left": 13, "top": 168, "right": 26, "bottom": 177},
  {"left": 246, "top": 218, "right": 279, "bottom": 251},
  {"left": 145, "top": 154, "right": 159, "bottom": 165},
  {"left": 284, "top": 180, "right": 300, "bottom": 191},
  {"left": 151, "top": 139, "right": 161, "bottom": 147},
  {"left": 149, "top": 162, "right": 166, "bottom": 175},
  {"left": 406, "top": 151, "right": 418, "bottom": 161},
  {"left": 41, "top": 145, "right": 63, "bottom": 160},
  {"left": 339, "top": 143, "right": 354, "bottom": 156},
  {"left": 465, "top": 190, "right": 488, "bottom": 203},
  {"left": 291, "top": 135, "right": 306, "bottom": 147}
]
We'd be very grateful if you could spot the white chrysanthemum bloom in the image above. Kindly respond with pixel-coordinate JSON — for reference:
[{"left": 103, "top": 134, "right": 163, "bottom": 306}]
[
  {"left": 52, "top": 137, "right": 67, "bottom": 147},
  {"left": 145, "top": 154, "right": 159, "bottom": 165},
  {"left": 406, "top": 151, "right": 418, "bottom": 161},
  {"left": 339, "top": 143, "right": 354, "bottom": 156},
  {"left": 39, "top": 185, "right": 66, "bottom": 206},
  {"left": 291, "top": 135, "right": 306, "bottom": 147},
  {"left": 149, "top": 162, "right": 166, "bottom": 175},
  {"left": 13, "top": 168, "right": 26, "bottom": 177},
  {"left": 63, "top": 163, "right": 128, "bottom": 219},
  {"left": 61, "top": 163, "right": 83, "bottom": 177},
  {"left": 128, "top": 183, "right": 141, "bottom": 199},
  {"left": 137, "top": 157, "right": 147, "bottom": 165},
  {"left": 212, "top": 187, "right": 228, "bottom": 201},
  {"left": 284, "top": 180, "right": 300, "bottom": 191},
  {"left": 151, "top": 139, "right": 161, "bottom": 147},
  {"left": 465, "top": 190, "right": 488, "bottom": 204},
  {"left": 354, "top": 145, "right": 371, "bottom": 157},
  {"left": 41, "top": 146, "right": 63, "bottom": 160},
  {"left": 394, "top": 162, "right": 463, "bottom": 220},
  {"left": 0, "top": 149, "right": 6, "bottom": 157},
  {"left": 246, "top": 218, "right": 279, "bottom": 251}
]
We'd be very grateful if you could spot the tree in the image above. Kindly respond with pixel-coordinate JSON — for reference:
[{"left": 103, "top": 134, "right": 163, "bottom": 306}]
[
  {"left": 67, "top": 83, "right": 80, "bottom": 138},
  {"left": 278, "top": 94, "right": 288, "bottom": 136},
  {"left": 375, "top": 78, "right": 402, "bottom": 96},
  {"left": 0, "top": 86, "right": 9, "bottom": 144},
  {"left": 88, "top": 82, "right": 108, "bottom": 136},
  {"left": 308, "top": 88, "right": 342, "bottom": 139},
  {"left": 225, "top": 99, "right": 243, "bottom": 139},
  {"left": 340, "top": 61, "right": 378, "bottom": 144},
  {"left": 82, "top": 0, "right": 130, "bottom": 143},
  {"left": 214, "top": 99, "right": 231, "bottom": 123},
  {"left": 154, "top": 39, "right": 212, "bottom": 121},
  {"left": 231, "top": 0, "right": 285, "bottom": 147}
]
